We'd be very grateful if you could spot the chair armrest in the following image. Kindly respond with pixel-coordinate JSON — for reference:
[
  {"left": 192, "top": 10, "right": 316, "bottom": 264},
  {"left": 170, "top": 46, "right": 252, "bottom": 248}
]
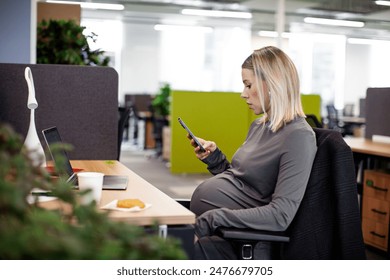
[{"left": 216, "top": 227, "right": 290, "bottom": 243}]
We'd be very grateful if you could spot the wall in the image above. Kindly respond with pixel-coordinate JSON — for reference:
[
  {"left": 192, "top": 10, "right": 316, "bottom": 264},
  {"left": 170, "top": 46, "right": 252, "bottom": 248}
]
[
  {"left": 344, "top": 43, "right": 371, "bottom": 116},
  {"left": 120, "top": 22, "right": 161, "bottom": 102},
  {"left": 344, "top": 42, "right": 390, "bottom": 116},
  {"left": 0, "top": 0, "right": 33, "bottom": 63},
  {"left": 251, "top": 35, "right": 290, "bottom": 50},
  {"left": 369, "top": 43, "right": 390, "bottom": 88},
  {"left": 119, "top": 22, "right": 251, "bottom": 103}
]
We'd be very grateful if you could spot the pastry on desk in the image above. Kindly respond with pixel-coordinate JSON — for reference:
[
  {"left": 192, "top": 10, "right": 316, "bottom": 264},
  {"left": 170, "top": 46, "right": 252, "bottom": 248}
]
[
  {"left": 116, "top": 198, "right": 145, "bottom": 209},
  {"left": 101, "top": 198, "right": 150, "bottom": 212}
]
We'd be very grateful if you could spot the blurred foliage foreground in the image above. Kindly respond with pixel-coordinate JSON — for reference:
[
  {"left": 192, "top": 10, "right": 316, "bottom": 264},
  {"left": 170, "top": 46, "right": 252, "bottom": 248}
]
[{"left": 0, "top": 123, "right": 186, "bottom": 259}]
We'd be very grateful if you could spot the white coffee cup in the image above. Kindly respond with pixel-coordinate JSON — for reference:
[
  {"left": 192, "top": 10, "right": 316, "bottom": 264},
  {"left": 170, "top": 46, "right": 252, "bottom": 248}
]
[{"left": 77, "top": 172, "right": 104, "bottom": 205}]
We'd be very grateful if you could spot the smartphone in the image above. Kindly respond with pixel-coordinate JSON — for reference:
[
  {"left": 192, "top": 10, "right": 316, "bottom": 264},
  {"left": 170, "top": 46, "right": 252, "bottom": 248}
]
[{"left": 178, "top": 117, "right": 206, "bottom": 153}]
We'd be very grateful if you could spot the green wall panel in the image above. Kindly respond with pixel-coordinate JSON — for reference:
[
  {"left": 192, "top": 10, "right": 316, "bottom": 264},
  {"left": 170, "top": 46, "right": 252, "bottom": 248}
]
[
  {"left": 170, "top": 91, "right": 321, "bottom": 174},
  {"left": 170, "top": 91, "right": 252, "bottom": 173},
  {"left": 301, "top": 94, "right": 322, "bottom": 122}
]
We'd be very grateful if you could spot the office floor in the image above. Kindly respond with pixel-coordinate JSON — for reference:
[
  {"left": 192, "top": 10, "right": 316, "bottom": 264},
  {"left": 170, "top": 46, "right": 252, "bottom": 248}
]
[{"left": 119, "top": 140, "right": 387, "bottom": 260}]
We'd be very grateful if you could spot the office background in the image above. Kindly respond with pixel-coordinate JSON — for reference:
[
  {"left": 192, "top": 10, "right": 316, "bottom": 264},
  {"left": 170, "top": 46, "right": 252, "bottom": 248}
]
[
  {"left": 2, "top": 0, "right": 390, "bottom": 118},
  {"left": 1, "top": 0, "right": 390, "bottom": 260}
]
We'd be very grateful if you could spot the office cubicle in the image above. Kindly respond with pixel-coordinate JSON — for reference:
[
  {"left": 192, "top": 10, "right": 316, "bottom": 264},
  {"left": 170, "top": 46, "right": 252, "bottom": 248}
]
[
  {"left": 0, "top": 63, "right": 119, "bottom": 160},
  {"left": 365, "top": 87, "right": 390, "bottom": 139}
]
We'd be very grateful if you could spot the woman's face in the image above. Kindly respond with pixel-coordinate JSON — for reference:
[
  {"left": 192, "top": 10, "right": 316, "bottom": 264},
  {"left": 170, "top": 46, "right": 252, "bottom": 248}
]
[{"left": 241, "top": 68, "right": 269, "bottom": 115}]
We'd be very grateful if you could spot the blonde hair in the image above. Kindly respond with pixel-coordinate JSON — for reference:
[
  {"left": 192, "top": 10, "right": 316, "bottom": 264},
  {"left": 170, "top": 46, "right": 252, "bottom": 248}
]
[{"left": 242, "top": 46, "right": 305, "bottom": 132}]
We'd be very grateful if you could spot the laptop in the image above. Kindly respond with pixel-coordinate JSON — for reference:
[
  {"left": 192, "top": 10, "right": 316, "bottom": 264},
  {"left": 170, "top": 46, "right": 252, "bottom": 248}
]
[{"left": 42, "top": 126, "right": 128, "bottom": 190}]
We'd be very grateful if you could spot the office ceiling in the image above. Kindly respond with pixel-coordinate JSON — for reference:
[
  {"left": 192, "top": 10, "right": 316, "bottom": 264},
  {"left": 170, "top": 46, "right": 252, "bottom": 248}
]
[{"left": 69, "top": 0, "right": 390, "bottom": 39}]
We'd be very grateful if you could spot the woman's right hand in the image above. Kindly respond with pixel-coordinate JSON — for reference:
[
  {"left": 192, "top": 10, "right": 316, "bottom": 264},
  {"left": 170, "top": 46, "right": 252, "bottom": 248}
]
[{"left": 187, "top": 134, "right": 217, "bottom": 160}]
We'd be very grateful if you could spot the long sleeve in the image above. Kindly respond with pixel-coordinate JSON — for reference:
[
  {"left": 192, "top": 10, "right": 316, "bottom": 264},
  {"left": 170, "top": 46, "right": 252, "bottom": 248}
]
[{"left": 201, "top": 148, "right": 231, "bottom": 175}]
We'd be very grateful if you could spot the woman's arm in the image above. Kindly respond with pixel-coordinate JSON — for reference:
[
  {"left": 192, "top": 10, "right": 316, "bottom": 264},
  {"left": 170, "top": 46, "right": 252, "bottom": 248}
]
[{"left": 201, "top": 148, "right": 231, "bottom": 175}]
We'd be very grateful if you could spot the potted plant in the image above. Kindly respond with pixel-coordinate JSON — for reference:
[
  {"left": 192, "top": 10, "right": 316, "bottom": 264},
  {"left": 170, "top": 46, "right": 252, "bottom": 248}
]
[
  {"left": 36, "top": 19, "right": 110, "bottom": 66},
  {"left": 151, "top": 83, "right": 171, "bottom": 118},
  {"left": 151, "top": 83, "right": 171, "bottom": 157},
  {"left": 0, "top": 123, "right": 186, "bottom": 259}
]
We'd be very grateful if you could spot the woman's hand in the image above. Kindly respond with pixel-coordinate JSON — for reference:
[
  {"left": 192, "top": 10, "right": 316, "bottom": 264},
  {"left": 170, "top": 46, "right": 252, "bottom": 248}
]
[{"left": 187, "top": 134, "right": 217, "bottom": 160}]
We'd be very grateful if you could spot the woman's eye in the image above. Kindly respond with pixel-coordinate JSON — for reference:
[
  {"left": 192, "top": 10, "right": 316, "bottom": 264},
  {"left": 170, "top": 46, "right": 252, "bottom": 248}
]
[{"left": 246, "top": 85, "right": 251, "bottom": 89}]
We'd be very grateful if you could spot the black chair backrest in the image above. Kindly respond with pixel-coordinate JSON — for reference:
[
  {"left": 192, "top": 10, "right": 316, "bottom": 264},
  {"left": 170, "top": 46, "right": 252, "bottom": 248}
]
[
  {"left": 305, "top": 114, "right": 323, "bottom": 128},
  {"left": 282, "top": 128, "right": 366, "bottom": 259}
]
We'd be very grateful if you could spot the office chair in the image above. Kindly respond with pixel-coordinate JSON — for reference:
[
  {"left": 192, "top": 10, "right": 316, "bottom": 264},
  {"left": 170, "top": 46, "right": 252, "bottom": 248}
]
[
  {"left": 305, "top": 114, "right": 323, "bottom": 128},
  {"left": 343, "top": 104, "right": 354, "bottom": 117},
  {"left": 326, "top": 105, "right": 346, "bottom": 136},
  {"left": 180, "top": 128, "right": 366, "bottom": 260},
  {"left": 127, "top": 104, "right": 140, "bottom": 144},
  {"left": 118, "top": 106, "right": 132, "bottom": 160},
  {"left": 124, "top": 94, "right": 154, "bottom": 145},
  {"left": 149, "top": 106, "right": 169, "bottom": 158}
]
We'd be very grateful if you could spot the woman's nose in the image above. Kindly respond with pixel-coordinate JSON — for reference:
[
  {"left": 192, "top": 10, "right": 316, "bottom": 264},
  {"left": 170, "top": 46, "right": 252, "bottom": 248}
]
[{"left": 240, "top": 91, "right": 247, "bottom": 99}]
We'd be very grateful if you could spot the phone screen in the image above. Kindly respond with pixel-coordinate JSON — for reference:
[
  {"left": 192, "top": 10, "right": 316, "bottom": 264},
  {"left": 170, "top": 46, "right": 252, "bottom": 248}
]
[{"left": 178, "top": 117, "right": 206, "bottom": 152}]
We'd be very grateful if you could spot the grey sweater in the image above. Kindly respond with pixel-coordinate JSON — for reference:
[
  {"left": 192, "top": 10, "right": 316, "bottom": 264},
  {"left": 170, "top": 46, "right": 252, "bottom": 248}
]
[{"left": 196, "top": 117, "right": 317, "bottom": 237}]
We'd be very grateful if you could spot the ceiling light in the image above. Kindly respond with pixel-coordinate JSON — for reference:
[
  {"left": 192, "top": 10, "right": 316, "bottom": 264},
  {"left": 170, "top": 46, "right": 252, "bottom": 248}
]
[
  {"left": 347, "top": 38, "right": 390, "bottom": 45},
  {"left": 304, "top": 17, "right": 364, "bottom": 28},
  {"left": 154, "top": 24, "right": 213, "bottom": 33},
  {"left": 181, "top": 9, "right": 252, "bottom": 19},
  {"left": 258, "top": 31, "right": 291, "bottom": 38},
  {"left": 375, "top": 1, "right": 390, "bottom": 7},
  {"left": 46, "top": 1, "right": 125, "bottom": 11}
]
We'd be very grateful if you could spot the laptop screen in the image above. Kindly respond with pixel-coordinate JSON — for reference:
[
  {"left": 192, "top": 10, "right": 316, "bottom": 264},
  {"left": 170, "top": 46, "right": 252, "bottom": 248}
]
[
  {"left": 42, "top": 126, "right": 128, "bottom": 190},
  {"left": 42, "top": 126, "right": 74, "bottom": 178}
]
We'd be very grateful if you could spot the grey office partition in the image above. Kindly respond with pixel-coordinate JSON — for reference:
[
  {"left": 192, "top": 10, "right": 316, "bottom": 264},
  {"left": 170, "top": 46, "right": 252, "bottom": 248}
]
[
  {"left": 359, "top": 98, "right": 365, "bottom": 118},
  {"left": 365, "top": 87, "right": 390, "bottom": 139},
  {"left": 0, "top": 63, "right": 118, "bottom": 160}
]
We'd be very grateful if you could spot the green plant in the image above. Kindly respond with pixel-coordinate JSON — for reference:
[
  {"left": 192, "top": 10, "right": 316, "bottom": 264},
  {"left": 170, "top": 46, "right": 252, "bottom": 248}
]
[
  {"left": 37, "top": 19, "right": 110, "bottom": 66},
  {"left": 0, "top": 123, "right": 186, "bottom": 259},
  {"left": 152, "top": 83, "right": 171, "bottom": 117}
]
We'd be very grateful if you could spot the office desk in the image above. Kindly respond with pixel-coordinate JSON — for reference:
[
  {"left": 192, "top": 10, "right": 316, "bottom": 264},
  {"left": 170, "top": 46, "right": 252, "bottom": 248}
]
[
  {"left": 340, "top": 117, "right": 366, "bottom": 136},
  {"left": 41, "top": 160, "right": 195, "bottom": 226},
  {"left": 40, "top": 160, "right": 196, "bottom": 257},
  {"left": 344, "top": 138, "right": 390, "bottom": 257},
  {"left": 138, "top": 111, "right": 155, "bottom": 149},
  {"left": 340, "top": 116, "right": 366, "bottom": 125},
  {"left": 344, "top": 137, "right": 390, "bottom": 158},
  {"left": 344, "top": 136, "right": 390, "bottom": 190}
]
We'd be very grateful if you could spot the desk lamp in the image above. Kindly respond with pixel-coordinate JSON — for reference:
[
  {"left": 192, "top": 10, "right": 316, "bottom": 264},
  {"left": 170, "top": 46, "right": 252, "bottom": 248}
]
[{"left": 23, "top": 67, "right": 46, "bottom": 167}]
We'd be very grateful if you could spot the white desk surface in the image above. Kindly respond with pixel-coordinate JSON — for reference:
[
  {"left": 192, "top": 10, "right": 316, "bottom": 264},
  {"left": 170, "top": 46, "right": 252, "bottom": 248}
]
[{"left": 40, "top": 160, "right": 195, "bottom": 226}]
